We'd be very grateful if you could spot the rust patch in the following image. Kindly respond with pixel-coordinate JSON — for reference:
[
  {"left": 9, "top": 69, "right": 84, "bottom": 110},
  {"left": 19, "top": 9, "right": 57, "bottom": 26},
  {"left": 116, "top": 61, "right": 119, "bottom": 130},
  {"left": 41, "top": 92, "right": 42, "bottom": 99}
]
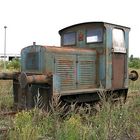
[{"left": 112, "top": 53, "right": 125, "bottom": 89}]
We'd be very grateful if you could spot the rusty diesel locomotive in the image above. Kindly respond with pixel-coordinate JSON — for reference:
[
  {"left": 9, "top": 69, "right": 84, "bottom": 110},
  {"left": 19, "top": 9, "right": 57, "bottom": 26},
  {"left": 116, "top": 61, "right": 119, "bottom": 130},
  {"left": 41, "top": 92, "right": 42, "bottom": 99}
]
[{"left": 0, "top": 22, "right": 138, "bottom": 110}]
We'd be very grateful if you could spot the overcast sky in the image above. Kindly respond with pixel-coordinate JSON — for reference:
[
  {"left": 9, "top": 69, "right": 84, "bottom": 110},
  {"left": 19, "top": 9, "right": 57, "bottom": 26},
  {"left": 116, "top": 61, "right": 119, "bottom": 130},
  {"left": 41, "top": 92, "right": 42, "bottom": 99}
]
[{"left": 0, "top": 0, "right": 139, "bottom": 57}]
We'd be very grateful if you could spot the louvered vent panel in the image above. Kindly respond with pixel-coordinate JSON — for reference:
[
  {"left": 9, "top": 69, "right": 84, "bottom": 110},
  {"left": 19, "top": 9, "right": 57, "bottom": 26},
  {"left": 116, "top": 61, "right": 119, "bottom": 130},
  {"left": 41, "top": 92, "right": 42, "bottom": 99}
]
[
  {"left": 78, "top": 55, "right": 96, "bottom": 88},
  {"left": 55, "top": 55, "right": 76, "bottom": 90}
]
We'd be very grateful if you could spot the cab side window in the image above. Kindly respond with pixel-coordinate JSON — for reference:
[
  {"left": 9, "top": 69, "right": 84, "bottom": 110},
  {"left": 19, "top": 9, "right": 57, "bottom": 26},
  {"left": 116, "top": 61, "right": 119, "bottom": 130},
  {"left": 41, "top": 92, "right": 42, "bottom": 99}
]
[
  {"left": 63, "top": 32, "right": 76, "bottom": 46},
  {"left": 86, "top": 28, "right": 103, "bottom": 43}
]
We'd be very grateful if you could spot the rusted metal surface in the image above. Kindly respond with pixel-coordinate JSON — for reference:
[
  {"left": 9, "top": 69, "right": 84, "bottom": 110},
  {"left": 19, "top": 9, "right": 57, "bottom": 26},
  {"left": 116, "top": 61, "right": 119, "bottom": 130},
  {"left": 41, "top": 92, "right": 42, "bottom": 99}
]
[
  {"left": 19, "top": 72, "right": 52, "bottom": 88},
  {"left": 13, "top": 79, "right": 20, "bottom": 107},
  {"left": 0, "top": 72, "right": 20, "bottom": 80},
  {"left": 129, "top": 70, "right": 139, "bottom": 81},
  {"left": 43, "top": 46, "right": 96, "bottom": 54},
  {"left": 0, "top": 72, "right": 13, "bottom": 79},
  {"left": 61, "top": 88, "right": 102, "bottom": 96},
  {"left": 55, "top": 55, "right": 76, "bottom": 91},
  {"left": 54, "top": 53, "right": 97, "bottom": 91},
  {"left": 77, "top": 55, "right": 96, "bottom": 89},
  {"left": 112, "top": 53, "right": 125, "bottom": 89}
]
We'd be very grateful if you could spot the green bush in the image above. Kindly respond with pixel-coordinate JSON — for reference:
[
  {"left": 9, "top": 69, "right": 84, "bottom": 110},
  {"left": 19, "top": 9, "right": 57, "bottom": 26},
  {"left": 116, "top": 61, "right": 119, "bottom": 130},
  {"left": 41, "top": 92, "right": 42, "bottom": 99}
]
[
  {"left": 0, "top": 58, "right": 20, "bottom": 71},
  {"left": 9, "top": 110, "right": 39, "bottom": 140},
  {"left": 129, "top": 57, "right": 140, "bottom": 69},
  {"left": 7, "top": 58, "right": 20, "bottom": 70}
]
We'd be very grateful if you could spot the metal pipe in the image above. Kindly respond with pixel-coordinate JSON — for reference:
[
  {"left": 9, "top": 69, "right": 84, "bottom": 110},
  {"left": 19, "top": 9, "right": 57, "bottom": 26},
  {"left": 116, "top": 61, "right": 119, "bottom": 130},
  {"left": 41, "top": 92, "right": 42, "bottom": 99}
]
[
  {"left": 0, "top": 72, "right": 20, "bottom": 80},
  {"left": 4, "top": 26, "right": 7, "bottom": 71},
  {"left": 19, "top": 72, "right": 52, "bottom": 88},
  {"left": 26, "top": 75, "right": 51, "bottom": 84},
  {"left": 0, "top": 72, "right": 14, "bottom": 80}
]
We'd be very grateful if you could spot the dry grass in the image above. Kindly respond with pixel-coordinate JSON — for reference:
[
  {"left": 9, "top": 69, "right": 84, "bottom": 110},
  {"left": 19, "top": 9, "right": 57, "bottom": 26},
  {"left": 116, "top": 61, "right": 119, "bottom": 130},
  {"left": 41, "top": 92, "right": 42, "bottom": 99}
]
[{"left": 0, "top": 68, "right": 140, "bottom": 139}]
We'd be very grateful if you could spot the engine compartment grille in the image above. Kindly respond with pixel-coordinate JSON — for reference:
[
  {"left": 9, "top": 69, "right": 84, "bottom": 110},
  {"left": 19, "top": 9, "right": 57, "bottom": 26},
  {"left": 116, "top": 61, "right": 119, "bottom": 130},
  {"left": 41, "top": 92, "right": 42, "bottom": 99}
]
[
  {"left": 55, "top": 55, "right": 76, "bottom": 90},
  {"left": 55, "top": 54, "right": 96, "bottom": 91}
]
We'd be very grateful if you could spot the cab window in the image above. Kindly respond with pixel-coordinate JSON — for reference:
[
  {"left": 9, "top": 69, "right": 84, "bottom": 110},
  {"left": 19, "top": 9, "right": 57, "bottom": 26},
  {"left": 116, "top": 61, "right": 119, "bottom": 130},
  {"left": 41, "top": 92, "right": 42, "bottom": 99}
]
[
  {"left": 63, "top": 32, "right": 76, "bottom": 46},
  {"left": 113, "top": 28, "right": 126, "bottom": 53},
  {"left": 86, "top": 28, "right": 103, "bottom": 43}
]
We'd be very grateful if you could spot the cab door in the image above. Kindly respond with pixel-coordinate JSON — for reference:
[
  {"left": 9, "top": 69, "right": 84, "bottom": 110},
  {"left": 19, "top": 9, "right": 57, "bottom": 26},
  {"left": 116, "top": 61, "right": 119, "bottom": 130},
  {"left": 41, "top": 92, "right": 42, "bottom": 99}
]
[{"left": 112, "top": 28, "right": 126, "bottom": 89}]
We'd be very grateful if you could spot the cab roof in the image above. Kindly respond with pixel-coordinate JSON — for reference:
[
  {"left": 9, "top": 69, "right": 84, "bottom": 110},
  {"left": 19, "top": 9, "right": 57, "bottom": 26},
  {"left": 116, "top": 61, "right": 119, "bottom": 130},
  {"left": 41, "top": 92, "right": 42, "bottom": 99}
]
[{"left": 59, "top": 22, "right": 130, "bottom": 35}]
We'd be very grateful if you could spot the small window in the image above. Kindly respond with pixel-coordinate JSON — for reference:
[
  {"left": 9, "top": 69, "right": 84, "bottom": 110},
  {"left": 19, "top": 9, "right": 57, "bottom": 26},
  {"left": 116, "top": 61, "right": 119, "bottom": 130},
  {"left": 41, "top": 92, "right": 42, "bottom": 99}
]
[
  {"left": 86, "top": 28, "right": 103, "bottom": 43},
  {"left": 113, "top": 29, "right": 126, "bottom": 53},
  {"left": 63, "top": 32, "right": 76, "bottom": 46}
]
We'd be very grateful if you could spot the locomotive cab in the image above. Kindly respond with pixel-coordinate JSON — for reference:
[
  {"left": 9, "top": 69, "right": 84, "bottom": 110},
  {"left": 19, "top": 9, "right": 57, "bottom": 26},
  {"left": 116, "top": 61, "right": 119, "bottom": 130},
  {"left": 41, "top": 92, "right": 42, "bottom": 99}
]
[{"left": 59, "top": 22, "right": 131, "bottom": 90}]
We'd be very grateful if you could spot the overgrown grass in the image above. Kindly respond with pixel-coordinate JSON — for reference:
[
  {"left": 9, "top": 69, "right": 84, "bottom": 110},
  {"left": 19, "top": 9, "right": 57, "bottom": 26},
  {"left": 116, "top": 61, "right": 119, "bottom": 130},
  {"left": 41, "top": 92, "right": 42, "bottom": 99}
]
[
  {"left": 5, "top": 95, "right": 140, "bottom": 140},
  {"left": 0, "top": 81, "right": 13, "bottom": 110},
  {"left": 0, "top": 67, "right": 140, "bottom": 139}
]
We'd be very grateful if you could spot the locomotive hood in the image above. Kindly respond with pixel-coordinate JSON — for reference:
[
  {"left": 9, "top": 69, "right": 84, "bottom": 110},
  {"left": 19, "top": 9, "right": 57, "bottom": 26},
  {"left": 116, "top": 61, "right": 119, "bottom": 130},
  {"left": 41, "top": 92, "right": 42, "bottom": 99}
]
[{"left": 21, "top": 45, "right": 96, "bottom": 55}]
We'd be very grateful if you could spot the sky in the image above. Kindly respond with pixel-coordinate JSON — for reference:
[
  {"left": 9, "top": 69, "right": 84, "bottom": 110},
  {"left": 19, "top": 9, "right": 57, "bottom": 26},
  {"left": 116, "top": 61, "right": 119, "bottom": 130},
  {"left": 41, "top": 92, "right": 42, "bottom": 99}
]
[{"left": 0, "top": 0, "right": 139, "bottom": 57}]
